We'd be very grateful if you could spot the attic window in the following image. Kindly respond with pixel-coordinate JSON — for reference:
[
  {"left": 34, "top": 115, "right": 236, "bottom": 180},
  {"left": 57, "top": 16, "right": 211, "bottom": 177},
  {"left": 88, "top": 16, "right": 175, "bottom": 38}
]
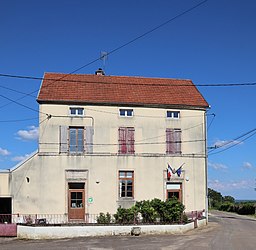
[
  {"left": 119, "top": 109, "right": 133, "bottom": 117},
  {"left": 70, "top": 107, "right": 84, "bottom": 116},
  {"left": 167, "top": 111, "right": 180, "bottom": 119}
]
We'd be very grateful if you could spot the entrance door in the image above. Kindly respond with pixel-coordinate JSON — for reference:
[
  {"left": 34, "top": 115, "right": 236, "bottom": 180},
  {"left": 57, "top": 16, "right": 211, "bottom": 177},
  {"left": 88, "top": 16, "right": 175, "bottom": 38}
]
[{"left": 68, "top": 183, "right": 85, "bottom": 221}]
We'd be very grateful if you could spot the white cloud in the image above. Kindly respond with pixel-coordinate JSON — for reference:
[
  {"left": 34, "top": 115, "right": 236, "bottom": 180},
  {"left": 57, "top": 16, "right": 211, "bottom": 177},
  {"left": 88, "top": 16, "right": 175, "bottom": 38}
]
[
  {"left": 208, "top": 162, "right": 228, "bottom": 171},
  {"left": 208, "top": 179, "right": 253, "bottom": 191},
  {"left": 0, "top": 147, "right": 10, "bottom": 156},
  {"left": 16, "top": 126, "right": 39, "bottom": 141},
  {"left": 242, "top": 162, "right": 254, "bottom": 170},
  {"left": 11, "top": 154, "right": 31, "bottom": 162},
  {"left": 212, "top": 139, "right": 242, "bottom": 149}
]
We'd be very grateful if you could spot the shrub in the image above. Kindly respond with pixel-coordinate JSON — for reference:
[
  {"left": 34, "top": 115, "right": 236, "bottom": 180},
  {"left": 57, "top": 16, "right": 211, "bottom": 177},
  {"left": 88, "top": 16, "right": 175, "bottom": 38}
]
[
  {"left": 236, "top": 203, "right": 255, "bottom": 215},
  {"left": 96, "top": 212, "right": 112, "bottom": 224},
  {"left": 113, "top": 207, "right": 137, "bottom": 224}
]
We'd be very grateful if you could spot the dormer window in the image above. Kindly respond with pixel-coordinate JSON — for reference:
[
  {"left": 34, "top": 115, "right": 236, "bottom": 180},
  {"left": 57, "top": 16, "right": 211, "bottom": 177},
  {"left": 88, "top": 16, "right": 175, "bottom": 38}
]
[
  {"left": 167, "top": 111, "right": 180, "bottom": 119},
  {"left": 119, "top": 109, "right": 133, "bottom": 117},
  {"left": 70, "top": 107, "right": 84, "bottom": 116}
]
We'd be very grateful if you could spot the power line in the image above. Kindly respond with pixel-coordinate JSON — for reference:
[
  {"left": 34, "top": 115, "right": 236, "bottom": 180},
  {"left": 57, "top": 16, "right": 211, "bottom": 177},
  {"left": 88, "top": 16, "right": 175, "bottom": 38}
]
[
  {"left": 2, "top": 73, "right": 256, "bottom": 88},
  {"left": 0, "top": 117, "right": 38, "bottom": 123},
  {"left": 83, "top": 107, "right": 215, "bottom": 119},
  {"left": 39, "top": 139, "right": 205, "bottom": 147},
  {"left": 209, "top": 131, "right": 256, "bottom": 156},
  {"left": 0, "top": 84, "right": 36, "bottom": 98},
  {"left": 0, "top": 1, "right": 208, "bottom": 111},
  {"left": 208, "top": 127, "right": 256, "bottom": 155},
  {"left": 0, "top": 94, "right": 48, "bottom": 116}
]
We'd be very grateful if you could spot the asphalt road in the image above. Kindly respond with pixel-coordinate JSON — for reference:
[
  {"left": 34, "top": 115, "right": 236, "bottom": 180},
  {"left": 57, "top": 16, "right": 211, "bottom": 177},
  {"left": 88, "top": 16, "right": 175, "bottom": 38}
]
[{"left": 1, "top": 211, "right": 255, "bottom": 250}]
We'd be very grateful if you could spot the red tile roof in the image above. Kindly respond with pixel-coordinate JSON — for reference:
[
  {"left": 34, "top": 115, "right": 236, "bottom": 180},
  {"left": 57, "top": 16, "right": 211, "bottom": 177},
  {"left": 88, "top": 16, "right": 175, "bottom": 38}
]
[{"left": 37, "top": 73, "right": 209, "bottom": 108}]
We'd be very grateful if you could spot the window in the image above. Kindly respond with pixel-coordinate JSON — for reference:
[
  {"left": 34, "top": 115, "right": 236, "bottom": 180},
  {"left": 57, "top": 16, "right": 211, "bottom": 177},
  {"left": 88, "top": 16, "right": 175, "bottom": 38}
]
[
  {"left": 70, "top": 107, "right": 84, "bottom": 116},
  {"left": 119, "top": 171, "right": 134, "bottom": 198},
  {"left": 69, "top": 127, "right": 85, "bottom": 153},
  {"left": 119, "top": 109, "right": 133, "bottom": 117},
  {"left": 166, "top": 128, "right": 181, "bottom": 154},
  {"left": 167, "top": 111, "right": 180, "bottom": 119},
  {"left": 60, "top": 126, "right": 94, "bottom": 154},
  {"left": 166, "top": 183, "right": 182, "bottom": 202},
  {"left": 118, "top": 127, "right": 135, "bottom": 154}
]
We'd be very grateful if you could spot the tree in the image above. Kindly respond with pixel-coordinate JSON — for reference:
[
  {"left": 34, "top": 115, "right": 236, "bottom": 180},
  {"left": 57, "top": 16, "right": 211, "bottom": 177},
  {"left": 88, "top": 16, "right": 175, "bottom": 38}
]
[
  {"left": 223, "top": 195, "right": 235, "bottom": 203},
  {"left": 208, "top": 188, "right": 222, "bottom": 208}
]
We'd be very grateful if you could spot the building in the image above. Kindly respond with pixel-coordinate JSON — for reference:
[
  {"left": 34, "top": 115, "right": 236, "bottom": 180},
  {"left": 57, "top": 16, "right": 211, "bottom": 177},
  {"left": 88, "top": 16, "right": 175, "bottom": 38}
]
[{"left": 0, "top": 70, "right": 209, "bottom": 222}]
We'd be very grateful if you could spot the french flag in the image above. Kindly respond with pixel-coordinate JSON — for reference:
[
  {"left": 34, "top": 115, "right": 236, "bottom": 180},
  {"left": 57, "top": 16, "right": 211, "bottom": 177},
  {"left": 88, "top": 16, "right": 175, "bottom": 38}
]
[{"left": 167, "top": 164, "right": 172, "bottom": 179}]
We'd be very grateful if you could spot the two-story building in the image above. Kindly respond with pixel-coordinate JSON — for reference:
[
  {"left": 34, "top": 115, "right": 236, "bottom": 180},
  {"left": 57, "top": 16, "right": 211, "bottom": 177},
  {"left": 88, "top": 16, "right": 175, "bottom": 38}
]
[{"left": 0, "top": 70, "right": 209, "bottom": 222}]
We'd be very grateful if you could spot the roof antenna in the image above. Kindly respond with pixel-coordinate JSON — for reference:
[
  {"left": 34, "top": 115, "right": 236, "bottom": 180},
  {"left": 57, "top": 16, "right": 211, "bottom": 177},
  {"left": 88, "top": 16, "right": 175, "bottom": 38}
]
[{"left": 100, "top": 51, "right": 108, "bottom": 73}]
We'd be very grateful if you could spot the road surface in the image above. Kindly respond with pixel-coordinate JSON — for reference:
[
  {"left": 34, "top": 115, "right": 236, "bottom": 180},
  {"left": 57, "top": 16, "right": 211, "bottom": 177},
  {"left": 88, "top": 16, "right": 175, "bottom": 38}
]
[{"left": 1, "top": 210, "right": 255, "bottom": 249}]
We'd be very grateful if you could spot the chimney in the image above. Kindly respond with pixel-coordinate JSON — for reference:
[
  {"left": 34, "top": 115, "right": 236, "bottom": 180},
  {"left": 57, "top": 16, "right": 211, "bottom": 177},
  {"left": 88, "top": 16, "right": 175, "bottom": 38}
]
[{"left": 95, "top": 68, "right": 105, "bottom": 76}]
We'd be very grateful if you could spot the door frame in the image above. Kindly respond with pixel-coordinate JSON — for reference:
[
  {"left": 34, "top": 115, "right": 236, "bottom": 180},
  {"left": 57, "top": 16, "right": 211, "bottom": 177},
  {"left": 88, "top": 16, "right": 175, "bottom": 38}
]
[{"left": 68, "top": 183, "right": 85, "bottom": 221}]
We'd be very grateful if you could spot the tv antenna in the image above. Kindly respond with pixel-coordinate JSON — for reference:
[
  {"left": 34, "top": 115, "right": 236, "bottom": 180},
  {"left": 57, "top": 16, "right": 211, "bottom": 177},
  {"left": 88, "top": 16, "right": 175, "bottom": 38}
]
[{"left": 100, "top": 51, "right": 108, "bottom": 72}]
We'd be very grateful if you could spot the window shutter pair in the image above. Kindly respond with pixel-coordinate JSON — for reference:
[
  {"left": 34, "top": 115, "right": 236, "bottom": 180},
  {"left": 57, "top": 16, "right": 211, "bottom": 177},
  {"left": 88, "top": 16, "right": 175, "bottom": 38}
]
[
  {"left": 118, "top": 127, "right": 135, "bottom": 154},
  {"left": 166, "top": 128, "right": 181, "bottom": 154},
  {"left": 59, "top": 126, "right": 94, "bottom": 154}
]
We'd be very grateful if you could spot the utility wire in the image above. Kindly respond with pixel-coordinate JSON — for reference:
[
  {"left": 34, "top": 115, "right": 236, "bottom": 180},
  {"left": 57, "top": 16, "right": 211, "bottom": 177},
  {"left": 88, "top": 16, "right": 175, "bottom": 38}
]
[
  {"left": 0, "top": 117, "right": 38, "bottom": 123},
  {"left": 0, "top": 0, "right": 208, "bottom": 112},
  {"left": 2, "top": 73, "right": 256, "bottom": 88},
  {"left": 39, "top": 139, "right": 205, "bottom": 147},
  {"left": 0, "top": 84, "right": 36, "bottom": 98},
  {"left": 209, "top": 130, "right": 256, "bottom": 156},
  {"left": 208, "top": 127, "right": 256, "bottom": 154},
  {"left": 0, "top": 94, "right": 48, "bottom": 115}
]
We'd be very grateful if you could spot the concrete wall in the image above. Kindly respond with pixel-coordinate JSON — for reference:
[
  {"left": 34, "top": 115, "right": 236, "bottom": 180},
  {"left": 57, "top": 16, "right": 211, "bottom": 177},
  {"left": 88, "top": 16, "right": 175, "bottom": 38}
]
[{"left": 17, "top": 219, "right": 207, "bottom": 239}]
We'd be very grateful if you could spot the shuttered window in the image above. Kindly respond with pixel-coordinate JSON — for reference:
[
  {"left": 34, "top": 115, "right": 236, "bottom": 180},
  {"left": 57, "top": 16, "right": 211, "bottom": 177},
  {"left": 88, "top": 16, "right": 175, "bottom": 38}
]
[
  {"left": 59, "top": 126, "right": 94, "bottom": 154},
  {"left": 118, "top": 127, "right": 135, "bottom": 154},
  {"left": 166, "top": 128, "right": 181, "bottom": 154}
]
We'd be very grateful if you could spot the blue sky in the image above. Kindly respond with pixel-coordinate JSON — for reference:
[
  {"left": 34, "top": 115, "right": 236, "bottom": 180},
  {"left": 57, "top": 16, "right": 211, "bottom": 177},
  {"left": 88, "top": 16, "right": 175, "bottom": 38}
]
[{"left": 0, "top": 0, "right": 255, "bottom": 200}]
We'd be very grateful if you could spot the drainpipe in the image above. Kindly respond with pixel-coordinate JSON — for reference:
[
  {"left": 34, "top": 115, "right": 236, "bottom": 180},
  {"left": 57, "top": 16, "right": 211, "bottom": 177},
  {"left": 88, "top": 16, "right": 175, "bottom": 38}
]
[{"left": 204, "top": 110, "right": 208, "bottom": 223}]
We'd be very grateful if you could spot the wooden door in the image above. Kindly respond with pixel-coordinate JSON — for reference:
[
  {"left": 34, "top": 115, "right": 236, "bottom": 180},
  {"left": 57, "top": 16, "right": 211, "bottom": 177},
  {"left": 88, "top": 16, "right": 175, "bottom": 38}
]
[{"left": 68, "top": 183, "right": 85, "bottom": 221}]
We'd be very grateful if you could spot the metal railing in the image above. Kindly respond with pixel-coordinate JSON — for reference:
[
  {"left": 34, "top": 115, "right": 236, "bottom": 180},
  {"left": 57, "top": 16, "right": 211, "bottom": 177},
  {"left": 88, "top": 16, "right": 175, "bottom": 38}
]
[{"left": 0, "top": 210, "right": 205, "bottom": 226}]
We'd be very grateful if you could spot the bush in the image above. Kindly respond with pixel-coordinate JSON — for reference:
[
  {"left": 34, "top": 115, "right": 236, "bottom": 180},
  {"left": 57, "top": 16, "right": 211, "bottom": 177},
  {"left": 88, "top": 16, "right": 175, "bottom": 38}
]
[
  {"left": 113, "top": 207, "right": 137, "bottom": 224},
  {"left": 101, "top": 198, "right": 186, "bottom": 225},
  {"left": 236, "top": 203, "right": 255, "bottom": 215},
  {"left": 96, "top": 212, "right": 111, "bottom": 224}
]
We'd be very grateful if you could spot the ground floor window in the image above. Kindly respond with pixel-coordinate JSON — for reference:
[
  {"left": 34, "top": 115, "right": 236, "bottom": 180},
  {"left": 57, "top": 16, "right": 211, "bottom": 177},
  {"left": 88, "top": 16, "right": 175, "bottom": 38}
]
[
  {"left": 119, "top": 171, "right": 134, "bottom": 198},
  {"left": 166, "top": 183, "right": 182, "bottom": 202}
]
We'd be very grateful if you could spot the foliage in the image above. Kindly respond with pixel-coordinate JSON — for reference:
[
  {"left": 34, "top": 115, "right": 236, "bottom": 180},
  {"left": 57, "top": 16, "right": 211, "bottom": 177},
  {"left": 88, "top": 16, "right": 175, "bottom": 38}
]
[
  {"left": 113, "top": 206, "right": 138, "bottom": 224},
  {"left": 223, "top": 195, "right": 235, "bottom": 203},
  {"left": 96, "top": 212, "right": 112, "bottom": 224},
  {"left": 112, "top": 198, "right": 186, "bottom": 225},
  {"left": 208, "top": 188, "right": 223, "bottom": 209},
  {"left": 236, "top": 203, "right": 255, "bottom": 215},
  {"left": 210, "top": 188, "right": 255, "bottom": 215}
]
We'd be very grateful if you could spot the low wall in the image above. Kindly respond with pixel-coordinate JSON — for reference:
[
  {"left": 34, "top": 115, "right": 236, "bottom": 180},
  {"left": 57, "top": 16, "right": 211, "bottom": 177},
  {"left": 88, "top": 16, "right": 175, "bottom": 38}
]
[
  {"left": 0, "top": 224, "right": 17, "bottom": 237},
  {"left": 17, "top": 219, "right": 206, "bottom": 239}
]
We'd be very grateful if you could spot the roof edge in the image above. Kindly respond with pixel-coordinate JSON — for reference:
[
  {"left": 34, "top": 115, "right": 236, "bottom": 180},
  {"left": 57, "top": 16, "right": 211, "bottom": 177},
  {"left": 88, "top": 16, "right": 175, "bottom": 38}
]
[{"left": 37, "top": 100, "right": 209, "bottom": 110}]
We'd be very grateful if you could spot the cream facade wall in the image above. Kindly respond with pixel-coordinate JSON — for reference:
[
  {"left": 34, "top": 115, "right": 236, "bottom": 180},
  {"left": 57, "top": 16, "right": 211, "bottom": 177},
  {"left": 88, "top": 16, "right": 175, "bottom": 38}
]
[
  {"left": 10, "top": 103, "right": 207, "bottom": 216},
  {"left": 0, "top": 172, "right": 10, "bottom": 196}
]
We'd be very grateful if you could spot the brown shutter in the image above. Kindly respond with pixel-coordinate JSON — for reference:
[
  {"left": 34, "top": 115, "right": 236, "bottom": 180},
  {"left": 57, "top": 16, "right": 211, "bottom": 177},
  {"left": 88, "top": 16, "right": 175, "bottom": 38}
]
[
  {"left": 127, "top": 127, "right": 135, "bottom": 154},
  {"left": 118, "top": 127, "right": 127, "bottom": 154}
]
